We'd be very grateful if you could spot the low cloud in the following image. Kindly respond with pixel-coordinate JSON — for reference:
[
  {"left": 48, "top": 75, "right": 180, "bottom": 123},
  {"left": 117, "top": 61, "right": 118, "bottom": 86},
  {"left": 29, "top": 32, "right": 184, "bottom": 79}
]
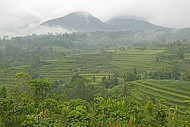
[
  {"left": 0, "top": 7, "right": 41, "bottom": 32},
  {"left": 0, "top": 25, "right": 73, "bottom": 38},
  {"left": 0, "top": 0, "right": 190, "bottom": 36},
  {"left": 29, "top": 25, "right": 73, "bottom": 35}
]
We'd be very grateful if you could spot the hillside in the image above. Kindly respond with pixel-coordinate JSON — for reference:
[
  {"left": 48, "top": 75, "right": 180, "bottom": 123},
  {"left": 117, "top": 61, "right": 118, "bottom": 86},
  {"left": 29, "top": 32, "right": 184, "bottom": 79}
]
[
  {"left": 0, "top": 38, "right": 190, "bottom": 119},
  {"left": 0, "top": 47, "right": 168, "bottom": 84},
  {"left": 32, "top": 43, "right": 190, "bottom": 82},
  {"left": 1, "top": 42, "right": 190, "bottom": 83},
  {"left": 0, "top": 46, "right": 190, "bottom": 116}
]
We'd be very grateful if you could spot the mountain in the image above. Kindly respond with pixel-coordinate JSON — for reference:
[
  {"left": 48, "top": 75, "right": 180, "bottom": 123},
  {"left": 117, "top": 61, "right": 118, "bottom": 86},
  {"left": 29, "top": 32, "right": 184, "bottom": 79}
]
[
  {"left": 105, "top": 17, "right": 164, "bottom": 30},
  {"left": 40, "top": 12, "right": 106, "bottom": 31},
  {"left": 38, "top": 12, "right": 167, "bottom": 32}
]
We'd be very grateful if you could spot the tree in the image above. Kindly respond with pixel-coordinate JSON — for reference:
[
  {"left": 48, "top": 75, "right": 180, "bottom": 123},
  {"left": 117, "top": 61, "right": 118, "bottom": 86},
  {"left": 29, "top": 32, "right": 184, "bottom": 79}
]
[
  {"left": 171, "top": 65, "right": 181, "bottom": 80},
  {"left": 133, "top": 67, "right": 137, "bottom": 76},
  {"left": 0, "top": 98, "right": 14, "bottom": 127},
  {"left": 71, "top": 74, "right": 83, "bottom": 83},
  {"left": 11, "top": 72, "right": 32, "bottom": 102},
  {"left": 181, "top": 71, "right": 190, "bottom": 81},
  {"left": 72, "top": 76, "right": 94, "bottom": 101},
  {"left": 92, "top": 75, "right": 96, "bottom": 82},
  {"left": 177, "top": 48, "right": 184, "bottom": 59},
  {"left": 121, "top": 83, "right": 135, "bottom": 97},
  {"left": 30, "top": 78, "right": 51, "bottom": 105},
  {"left": 101, "top": 76, "right": 106, "bottom": 84},
  {"left": 0, "top": 86, "right": 7, "bottom": 98},
  {"left": 0, "top": 50, "right": 2, "bottom": 58},
  {"left": 38, "top": 98, "right": 58, "bottom": 116},
  {"left": 156, "top": 56, "right": 159, "bottom": 62}
]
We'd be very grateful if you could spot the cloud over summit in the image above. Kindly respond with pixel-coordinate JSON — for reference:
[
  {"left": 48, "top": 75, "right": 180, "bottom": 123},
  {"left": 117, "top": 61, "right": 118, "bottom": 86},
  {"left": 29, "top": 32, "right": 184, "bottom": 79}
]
[{"left": 0, "top": 0, "right": 190, "bottom": 36}]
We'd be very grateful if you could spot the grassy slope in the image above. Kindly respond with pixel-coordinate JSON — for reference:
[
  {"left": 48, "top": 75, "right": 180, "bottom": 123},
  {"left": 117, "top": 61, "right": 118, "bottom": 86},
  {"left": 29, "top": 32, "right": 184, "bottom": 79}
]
[
  {"left": 110, "top": 48, "right": 170, "bottom": 72},
  {"left": 130, "top": 79, "right": 190, "bottom": 114},
  {"left": 35, "top": 48, "right": 171, "bottom": 82}
]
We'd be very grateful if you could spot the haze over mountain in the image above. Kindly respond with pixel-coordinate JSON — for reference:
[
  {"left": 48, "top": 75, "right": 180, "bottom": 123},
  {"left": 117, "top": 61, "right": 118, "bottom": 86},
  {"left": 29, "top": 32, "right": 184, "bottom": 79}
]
[
  {"left": 38, "top": 11, "right": 165, "bottom": 32},
  {"left": 0, "top": 11, "right": 176, "bottom": 37},
  {"left": 1, "top": 0, "right": 190, "bottom": 37}
]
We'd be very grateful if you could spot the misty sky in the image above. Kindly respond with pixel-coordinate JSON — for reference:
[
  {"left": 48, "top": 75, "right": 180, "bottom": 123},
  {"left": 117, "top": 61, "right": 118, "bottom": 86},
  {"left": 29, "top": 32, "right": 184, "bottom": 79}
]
[{"left": 0, "top": 0, "right": 190, "bottom": 33}]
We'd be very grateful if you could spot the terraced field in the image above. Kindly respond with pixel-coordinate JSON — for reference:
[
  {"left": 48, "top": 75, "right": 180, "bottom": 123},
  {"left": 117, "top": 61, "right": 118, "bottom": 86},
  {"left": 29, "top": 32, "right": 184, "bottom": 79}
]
[
  {"left": 110, "top": 48, "right": 170, "bottom": 72},
  {"left": 33, "top": 48, "right": 170, "bottom": 83},
  {"left": 0, "top": 47, "right": 186, "bottom": 85},
  {"left": 35, "top": 52, "right": 117, "bottom": 83},
  {"left": 131, "top": 79, "right": 190, "bottom": 114},
  {"left": 0, "top": 65, "right": 27, "bottom": 86}
]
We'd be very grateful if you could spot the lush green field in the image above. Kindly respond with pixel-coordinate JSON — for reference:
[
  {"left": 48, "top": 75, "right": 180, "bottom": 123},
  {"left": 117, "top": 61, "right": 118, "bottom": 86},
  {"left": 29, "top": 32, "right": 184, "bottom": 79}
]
[
  {"left": 33, "top": 48, "right": 171, "bottom": 82},
  {"left": 110, "top": 48, "right": 170, "bottom": 72},
  {"left": 129, "top": 79, "right": 190, "bottom": 115},
  {"left": 1, "top": 43, "right": 189, "bottom": 85}
]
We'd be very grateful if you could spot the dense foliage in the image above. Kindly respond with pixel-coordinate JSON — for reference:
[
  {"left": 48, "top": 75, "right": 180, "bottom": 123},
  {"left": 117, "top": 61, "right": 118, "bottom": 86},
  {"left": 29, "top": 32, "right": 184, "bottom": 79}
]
[{"left": 0, "top": 73, "right": 189, "bottom": 127}]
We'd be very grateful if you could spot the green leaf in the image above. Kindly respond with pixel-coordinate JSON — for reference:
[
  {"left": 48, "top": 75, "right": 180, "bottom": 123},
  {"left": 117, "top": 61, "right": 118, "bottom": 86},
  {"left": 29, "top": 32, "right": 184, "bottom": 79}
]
[
  {"left": 175, "top": 105, "right": 178, "bottom": 111},
  {"left": 0, "top": 117, "right": 2, "bottom": 127}
]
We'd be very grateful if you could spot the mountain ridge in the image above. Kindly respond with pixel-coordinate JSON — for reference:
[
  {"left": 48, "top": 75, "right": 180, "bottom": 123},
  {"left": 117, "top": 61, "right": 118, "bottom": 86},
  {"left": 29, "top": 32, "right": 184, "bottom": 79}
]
[
  {"left": 38, "top": 11, "right": 167, "bottom": 32},
  {"left": 105, "top": 17, "right": 164, "bottom": 30}
]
